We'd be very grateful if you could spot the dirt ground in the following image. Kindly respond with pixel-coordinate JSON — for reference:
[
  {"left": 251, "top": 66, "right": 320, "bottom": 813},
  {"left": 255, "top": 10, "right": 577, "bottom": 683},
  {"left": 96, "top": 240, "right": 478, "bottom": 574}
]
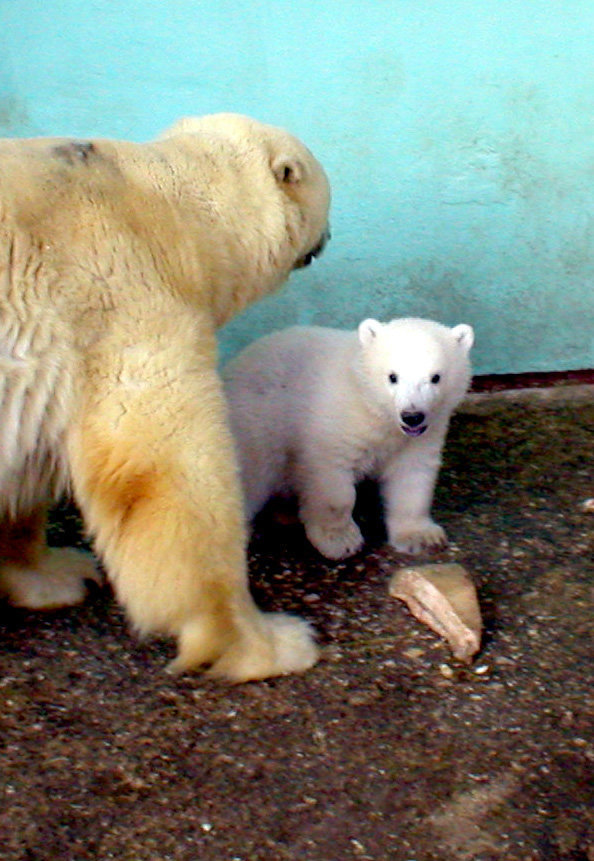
[{"left": 1, "top": 388, "right": 593, "bottom": 861}]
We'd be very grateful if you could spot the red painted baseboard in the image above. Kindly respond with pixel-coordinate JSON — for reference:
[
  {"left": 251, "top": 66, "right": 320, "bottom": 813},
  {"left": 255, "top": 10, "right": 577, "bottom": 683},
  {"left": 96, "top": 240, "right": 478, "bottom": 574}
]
[{"left": 471, "top": 369, "right": 594, "bottom": 393}]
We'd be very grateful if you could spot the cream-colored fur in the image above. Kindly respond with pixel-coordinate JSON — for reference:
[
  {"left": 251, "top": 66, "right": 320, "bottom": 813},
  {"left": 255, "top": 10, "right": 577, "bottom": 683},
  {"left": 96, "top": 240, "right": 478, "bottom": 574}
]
[
  {"left": 0, "top": 113, "right": 330, "bottom": 681},
  {"left": 224, "top": 318, "right": 473, "bottom": 560}
]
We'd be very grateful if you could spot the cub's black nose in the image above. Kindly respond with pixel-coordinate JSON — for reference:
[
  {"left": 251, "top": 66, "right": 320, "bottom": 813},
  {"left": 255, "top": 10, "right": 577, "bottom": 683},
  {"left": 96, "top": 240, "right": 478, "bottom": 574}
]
[{"left": 401, "top": 411, "right": 425, "bottom": 428}]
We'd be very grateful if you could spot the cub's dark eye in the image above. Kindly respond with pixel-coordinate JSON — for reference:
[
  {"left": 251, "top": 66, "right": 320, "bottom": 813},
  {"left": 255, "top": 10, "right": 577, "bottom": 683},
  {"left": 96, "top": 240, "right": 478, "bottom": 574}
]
[
  {"left": 388, "top": 372, "right": 398, "bottom": 384},
  {"left": 431, "top": 373, "right": 441, "bottom": 384}
]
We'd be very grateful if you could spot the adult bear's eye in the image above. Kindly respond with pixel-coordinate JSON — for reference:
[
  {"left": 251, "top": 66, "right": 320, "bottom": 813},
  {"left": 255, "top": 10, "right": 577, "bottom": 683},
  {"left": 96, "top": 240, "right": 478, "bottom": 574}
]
[
  {"left": 388, "top": 372, "right": 398, "bottom": 384},
  {"left": 431, "top": 373, "right": 441, "bottom": 384}
]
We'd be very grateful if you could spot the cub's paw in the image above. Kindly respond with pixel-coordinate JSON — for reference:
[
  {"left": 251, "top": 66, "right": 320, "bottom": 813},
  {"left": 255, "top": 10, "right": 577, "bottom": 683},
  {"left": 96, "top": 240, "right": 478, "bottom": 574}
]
[
  {"left": 1, "top": 548, "right": 103, "bottom": 610},
  {"left": 306, "top": 519, "right": 364, "bottom": 560},
  {"left": 389, "top": 519, "right": 448, "bottom": 555}
]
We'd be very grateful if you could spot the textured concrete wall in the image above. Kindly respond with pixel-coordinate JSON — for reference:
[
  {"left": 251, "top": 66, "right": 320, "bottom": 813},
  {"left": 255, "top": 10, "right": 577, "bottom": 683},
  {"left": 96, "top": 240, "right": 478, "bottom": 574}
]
[{"left": 2, "top": 0, "right": 594, "bottom": 373}]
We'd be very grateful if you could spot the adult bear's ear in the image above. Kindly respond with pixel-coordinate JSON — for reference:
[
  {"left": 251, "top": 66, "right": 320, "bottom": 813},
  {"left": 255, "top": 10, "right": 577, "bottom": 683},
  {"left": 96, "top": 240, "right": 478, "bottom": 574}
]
[
  {"left": 358, "top": 318, "right": 382, "bottom": 347},
  {"left": 272, "top": 156, "right": 305, "bottom": 184},
  {"left": 452, "top": 323, "right": 474, "bottom": 352}
]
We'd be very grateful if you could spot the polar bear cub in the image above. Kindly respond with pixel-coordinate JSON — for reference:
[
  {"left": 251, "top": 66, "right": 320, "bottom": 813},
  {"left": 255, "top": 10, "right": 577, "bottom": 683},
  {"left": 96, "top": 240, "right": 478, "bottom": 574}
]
[{"left": 223, "top": 317, "right": 474, "bottom": 559}]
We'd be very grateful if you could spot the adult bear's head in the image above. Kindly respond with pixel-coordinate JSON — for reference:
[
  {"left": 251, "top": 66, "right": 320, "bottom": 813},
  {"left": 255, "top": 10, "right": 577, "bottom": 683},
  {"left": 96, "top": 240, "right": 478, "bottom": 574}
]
[{"left": 157, "top": 113, "right": 331, "bottom": 321}]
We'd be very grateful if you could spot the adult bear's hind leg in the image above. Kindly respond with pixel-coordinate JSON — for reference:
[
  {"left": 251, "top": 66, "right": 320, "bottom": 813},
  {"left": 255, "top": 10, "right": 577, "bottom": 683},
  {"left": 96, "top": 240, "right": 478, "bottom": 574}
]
[{"left": 0, "top": 505, "right": 102, "bottom": 609}]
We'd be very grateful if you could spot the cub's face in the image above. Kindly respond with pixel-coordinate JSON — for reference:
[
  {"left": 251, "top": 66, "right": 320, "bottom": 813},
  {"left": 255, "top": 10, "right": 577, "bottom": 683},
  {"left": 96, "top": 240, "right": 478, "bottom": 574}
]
[{"left": 357, "top": 318, "right": 474, "bottom": 436}]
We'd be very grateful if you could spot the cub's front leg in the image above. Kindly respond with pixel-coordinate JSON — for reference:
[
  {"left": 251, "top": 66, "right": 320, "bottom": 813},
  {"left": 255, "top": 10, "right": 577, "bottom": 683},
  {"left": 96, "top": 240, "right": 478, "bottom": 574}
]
[
  {"left": 298, "top": 461, "right": 363, "bottom": 560},
  {"left": 381, "top": 438, "right": 448, "bottom": 555}
]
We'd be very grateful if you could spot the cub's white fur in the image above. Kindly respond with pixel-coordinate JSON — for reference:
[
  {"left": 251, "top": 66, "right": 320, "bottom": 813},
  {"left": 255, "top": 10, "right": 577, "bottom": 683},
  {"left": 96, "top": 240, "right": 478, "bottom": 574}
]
[
  {"left": 0, "top": 113, "right": 330, "bottom": 681},
  {"left": 224, "top": 317, "right": 473, "bottom": 559}
]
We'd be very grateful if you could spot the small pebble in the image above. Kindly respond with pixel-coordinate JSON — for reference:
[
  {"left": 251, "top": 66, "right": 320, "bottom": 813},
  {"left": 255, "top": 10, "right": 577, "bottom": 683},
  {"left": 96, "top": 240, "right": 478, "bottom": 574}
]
[{"left": 402, "top": 647, "right": 425, "bottom": 660}]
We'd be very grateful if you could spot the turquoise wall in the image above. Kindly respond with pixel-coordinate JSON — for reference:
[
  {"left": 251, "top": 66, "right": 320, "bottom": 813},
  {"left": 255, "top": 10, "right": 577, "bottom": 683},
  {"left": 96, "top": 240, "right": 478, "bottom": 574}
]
[{"left": 2, "top": 0, "right": 594, "bottom": 374}]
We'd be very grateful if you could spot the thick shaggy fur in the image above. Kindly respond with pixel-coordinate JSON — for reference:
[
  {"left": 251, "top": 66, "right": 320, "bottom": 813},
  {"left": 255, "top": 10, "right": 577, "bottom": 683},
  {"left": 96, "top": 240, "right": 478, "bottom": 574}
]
[
  {"left": 0, "top": 113, "right": 330, "bottom": 681},
  {"left": 224, "top": 318, "right": 473, "bottom": 560}
]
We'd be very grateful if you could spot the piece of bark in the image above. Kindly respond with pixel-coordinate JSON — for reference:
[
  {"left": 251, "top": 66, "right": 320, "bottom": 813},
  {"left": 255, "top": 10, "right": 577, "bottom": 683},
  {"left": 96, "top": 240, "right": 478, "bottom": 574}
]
[{"left": 388, "top": 563, "right": 482, "bottom": 662}]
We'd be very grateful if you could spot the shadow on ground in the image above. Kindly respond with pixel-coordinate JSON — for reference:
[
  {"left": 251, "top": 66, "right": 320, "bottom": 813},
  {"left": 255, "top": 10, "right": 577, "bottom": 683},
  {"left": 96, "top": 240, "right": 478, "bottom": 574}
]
[{"left": 1, "top": 392, "right": 593, "bottom": 861}]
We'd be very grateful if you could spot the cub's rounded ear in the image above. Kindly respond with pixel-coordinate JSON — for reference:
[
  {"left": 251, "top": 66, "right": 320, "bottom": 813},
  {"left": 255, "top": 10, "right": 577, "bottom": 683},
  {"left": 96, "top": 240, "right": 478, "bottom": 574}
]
[
  {"left": 452, "top": 323, "right": 474, "bottom": 352},
  {"left": 358, "top": 318, "right": 382, "bottom": 347},
  {"left": 272, "top": 155, "right": 305, "bottom": 184}
]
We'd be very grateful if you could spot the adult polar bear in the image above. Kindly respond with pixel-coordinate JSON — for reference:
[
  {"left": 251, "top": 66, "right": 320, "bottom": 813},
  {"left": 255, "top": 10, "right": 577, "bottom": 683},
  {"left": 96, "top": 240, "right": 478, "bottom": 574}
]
[
  {"left": 0, "top": 113, "right": 330, "bottom": 681},
  {"left": 224, "top": 318, "right": 473, "bottom": 560}
]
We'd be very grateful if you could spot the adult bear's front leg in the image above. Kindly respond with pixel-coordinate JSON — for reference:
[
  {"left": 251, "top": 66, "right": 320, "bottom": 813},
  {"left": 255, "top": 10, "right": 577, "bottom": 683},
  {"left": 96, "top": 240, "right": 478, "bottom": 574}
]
[{"left": 67, "top": 322, "right": 317, "bottom": 681}]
